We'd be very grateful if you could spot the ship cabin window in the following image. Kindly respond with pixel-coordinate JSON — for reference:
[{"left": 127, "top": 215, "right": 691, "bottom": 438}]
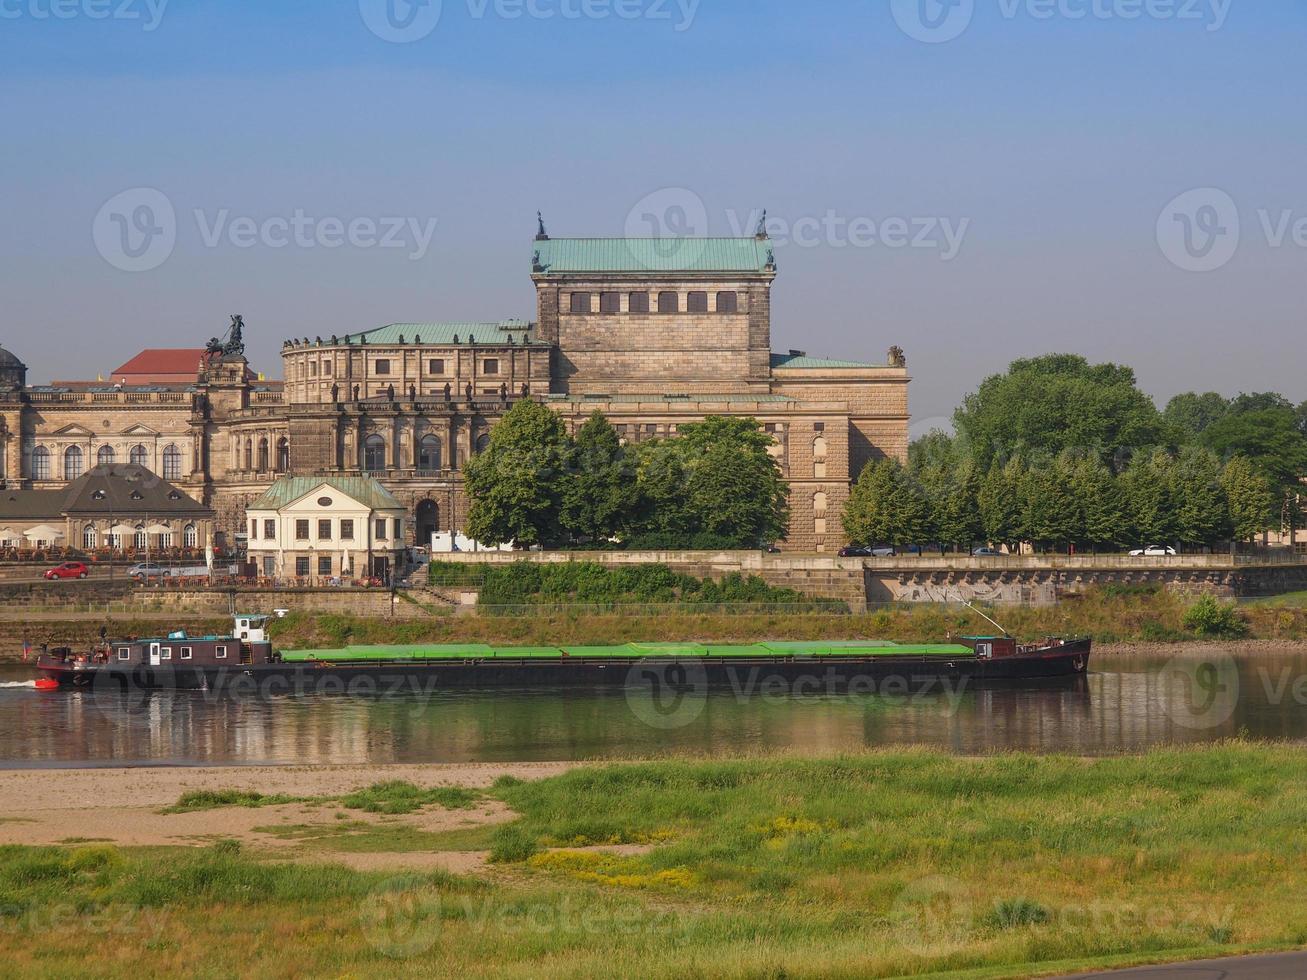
[
  {"left": 161, "top": 647, "right": 172, "bottom": 660},
  {"left": 216, "top": 645, "right": 227, "bottom": 659},
  {"left": 117, "top": 647, "right": 131, "bottom": 661},
  {"left": 180, "top": 647, "right": 193, "bottom": 660}
]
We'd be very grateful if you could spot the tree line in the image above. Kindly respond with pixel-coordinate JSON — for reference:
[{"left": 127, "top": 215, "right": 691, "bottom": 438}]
[
  {"left": 463, "top": 401, "right": 788, "bottom": 550},
  {"left": 846, "top": 355, "right": 1305, "bottom": 553}
]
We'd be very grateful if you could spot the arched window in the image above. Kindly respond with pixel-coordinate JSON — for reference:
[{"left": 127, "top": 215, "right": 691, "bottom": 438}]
[
  {"left": 64, "top": 446, "right": 84, "bottom": 481},
  {"left": 814, "top": 492, "right": 828, "bottom": 516},
  {"left": 418, "top": 435, "right": 442, "bottom": 473},
  {"left": 129, "top": 445, "right": 148, "bottom": 467},
  {"left": 364, "top": 434, "right": 386, "bottom": 473},
  {"left": 83, "top": 525, "right": 97, "bottom": 550},
  {"left": 716, "top": 291, "right": 738, "bottom": 313},
  {"left": 162, "top": 444, "right": 182, "bottom": 481},
  {"left": 257, "top": 438, "right": 269, "bottom": 472},
  {"left": 31, "top": 446, "right": 50, "bottom": 481},
  {"left": 276, "top": 438, "right": 290, "bottom": 472},
  {"left": 629, "top": 292, "right": 650, "bottom": 314},
  {"left": 474, "top": 433, "right": 491, "bottom": 454},
  {"left": 658, "top": 291, "right": 679, "bottom": 314},
  {"left": 97, "top": 446, "right": 116, "bottom": 467},
  {"left": 687, "top": 291, "right": 708, "bottom": 313},
  {"left": 184, "top": 524, "right": 198, "bottom": 549},
  {"left": 812, "top": 436, "right": 828, "bottom": 460},
  {"left": 243, "top": 439, "right": 253, "bottom": 471},
  {"left": 134, "top": 525, "right": 147, "bottom": 550}
]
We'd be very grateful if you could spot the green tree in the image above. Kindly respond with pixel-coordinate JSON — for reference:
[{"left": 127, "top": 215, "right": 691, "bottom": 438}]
[
  {"left": 1162, "top": 391, "right": 1229, "bottom": 442},
  {"left": 844, "top": 458, "right": 929, "bottom": 548},
  {"left": 1067, "top": 453, "right": 1126, "bottom": 551},
  {"left": 1171, "top": 445, "right": 1231, "bottom": 549},
  {"left": 1017, "top": 454, "right": 1079, "bottom": 553},
  {"left": 560, "top": 411, "right": 636, "bottom": 544},
  {"left": 954, "top": 354, "right": 1164, "bottom": 470},
  {"left": 1120, "top": 449, "right": 1178, "bottom": 545},
  {"left": 1221, "top": 455, "right": 1277, "bottom": 543},
  {"left": 977, "top": 456, "right": 1025, "bottom": 550},
  {"left": 463, "top": 399, "right": 571, "bottom": 547},
  {"left": 1202, "top": 399, "right": 1307, "bottom": 492}
]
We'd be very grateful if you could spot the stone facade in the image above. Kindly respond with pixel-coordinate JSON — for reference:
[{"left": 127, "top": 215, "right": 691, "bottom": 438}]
[{"left": 0, "top": 231, "right": 910, "bottom": 552}]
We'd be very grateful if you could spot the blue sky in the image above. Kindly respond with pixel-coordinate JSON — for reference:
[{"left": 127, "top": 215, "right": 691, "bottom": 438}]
[{"left": 1, "top": 0, "right": 1303, "bottom": 424}]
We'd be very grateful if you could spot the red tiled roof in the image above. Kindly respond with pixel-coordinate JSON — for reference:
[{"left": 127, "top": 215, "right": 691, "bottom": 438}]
[{"left": 112, "top": 349, "right": 208, "bottom": 377}]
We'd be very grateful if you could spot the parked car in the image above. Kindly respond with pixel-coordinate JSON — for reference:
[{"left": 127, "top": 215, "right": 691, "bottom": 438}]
[
  {"left": 44, "top": 562, "right": 90, "bottom": 580},
  {"left": 127, "top": 563, "right": 167, "bottom": 581},
  {"left": 1130, "top": 545, "right": 1178, "bottom": 557},
  {"left": 971, "top": 547, "right": 1003, "bottom": 557},
  {"left": 839, "top": 545, "right": 896, "bottom": 558}
]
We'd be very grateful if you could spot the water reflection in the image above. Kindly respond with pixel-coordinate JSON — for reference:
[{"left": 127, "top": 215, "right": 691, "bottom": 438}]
[{"left": 2, "top": 652, "right": 1306, "bottom": 767}]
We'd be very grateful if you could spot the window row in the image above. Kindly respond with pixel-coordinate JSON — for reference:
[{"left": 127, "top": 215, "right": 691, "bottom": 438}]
[
  {"left": 240, "top": 437, "right": 291, "bottom": 473},
  {"left": 569, "top": 291, "right": 741, "bottom": 315},
  {"left": 31, "top": 444, "right": 183, "bottom": 481},
  {"left": 81, "top": 524, "right": 199, "bottom": 550},
  {"left": 370, "top": 358, "right": 498, "bottom": 377},
  {"left": 276, "top": 517, "right": 403, "bottom": 542}
]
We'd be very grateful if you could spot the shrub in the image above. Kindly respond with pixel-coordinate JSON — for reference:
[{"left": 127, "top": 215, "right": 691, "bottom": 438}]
[
  {"left": 488, "top": 824, "right": 540, "bottom": 864},
  {"left": 1183, "top": 596, "right": 1249, "bottom": 638},
  {"left": 986, "top": 898, "right": 1052, "bottom": 929}
]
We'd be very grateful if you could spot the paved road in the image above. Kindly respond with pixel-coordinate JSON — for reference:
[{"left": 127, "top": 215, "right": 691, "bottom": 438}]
[{"left": 1063, "top": 951, "right": 1307, "bottom": 978}]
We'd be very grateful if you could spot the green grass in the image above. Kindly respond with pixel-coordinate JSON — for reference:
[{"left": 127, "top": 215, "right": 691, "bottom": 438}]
[
  {"left": 160, "top": 789, "right": 304, "bottom": 813},
  {"left": 339, "top": 781, "right": 483, "bottom": 815},
  {"left": 8, "top": 745, "right": 1307, "bottom": 978}
]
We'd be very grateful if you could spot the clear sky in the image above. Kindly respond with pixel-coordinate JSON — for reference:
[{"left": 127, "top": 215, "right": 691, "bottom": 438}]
[{"left": 2, "top": 0, "right": 1303, "bottom": 429}]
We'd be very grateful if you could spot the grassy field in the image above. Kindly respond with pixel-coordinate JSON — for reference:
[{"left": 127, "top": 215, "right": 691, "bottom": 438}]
[
  {"left": 267, "top": 587, "right": 1307, "bottom": 651},
  {"left": 4, "top": 744, "right": 1307, "bottom": 978}
]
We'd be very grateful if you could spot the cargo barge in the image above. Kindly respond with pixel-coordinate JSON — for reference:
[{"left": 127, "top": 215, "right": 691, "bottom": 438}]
[{"left": 31, "top": 614, "right": 1091, "bottom": 694}]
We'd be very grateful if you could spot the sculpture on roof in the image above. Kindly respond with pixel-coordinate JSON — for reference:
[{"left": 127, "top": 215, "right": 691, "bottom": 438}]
[
  {"left": 755, "top": 209, "right": 768, "bottom": 239},
  {"left": 536, "top": 211, "right": 549, "bottom": 241},
  {"left": 205, "top": 314, "right": 247, "bottom": 359},
  {"left": 888, "top": 346, "right": 907, "bottom": 368}
]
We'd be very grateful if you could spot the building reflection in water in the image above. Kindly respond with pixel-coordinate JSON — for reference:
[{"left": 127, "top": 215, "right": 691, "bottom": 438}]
[{"left": 1, "top": 651, "right": 1305, "bottom": 767}]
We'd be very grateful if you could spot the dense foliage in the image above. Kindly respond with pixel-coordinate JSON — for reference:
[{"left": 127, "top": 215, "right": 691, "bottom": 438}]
[
  {"left": 465, "top": 407, "right": 789, "bottom": 549},
  {"left": 846, "top": 357, "right": 1300, "bottom": 553},
  {"left": 428, "top": 560, "right": 829, "bottom": 609}
]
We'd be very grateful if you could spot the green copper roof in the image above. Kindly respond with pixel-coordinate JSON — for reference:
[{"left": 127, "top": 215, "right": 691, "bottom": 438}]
[
  {"left": 247, "top": 476, "right": 404, "bottom": 513},
  {"left": 335, "top": 322, "right": 537, "bottom": 346},
  {"left": 770, "top": 353, "right": 879, "bottom": 370},
  {"left": 546, "top": 393, "right": 796, "bottom": 404},
  {"left": 533, "top": 238, "right": 776, "bottom": 274}
]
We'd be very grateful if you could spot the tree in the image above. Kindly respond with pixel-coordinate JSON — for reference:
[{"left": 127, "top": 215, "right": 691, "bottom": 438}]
[
  {"left": 977, "top": 456, "right": 1024, "bottom": 549},
  {"left": 1170, "top": 445, "right": 1230, "bottom": 549},
  {"left": 1201, "top": 401, "right": 1307, "bottom": 493},
  {"left": 1067, "top": 453, "right": 1126, "bottom": 551},
  {"left": 1162, "top": 391, "right": 1229, "bottom": 442},
  {"left": 1222, "top": 455, "right": 1277, "bottom": 544},
  {"left": 463, "top": 399, "right": 571, "bottom": 547},
  {"left": 843, "top": 458, "right": 928, "bottom": 548},
  {"left": 1120, "top": 449, "right": 1178, "bottom": 545},
  {"left": 560, "top": 411, "right": 636, "bottom": 544},
  {"left": 1017, "top": 454, "right": 1079, "bottom": 552},
  {"left": 954, "top": 354, "right": 1164, "bottom": 470}
]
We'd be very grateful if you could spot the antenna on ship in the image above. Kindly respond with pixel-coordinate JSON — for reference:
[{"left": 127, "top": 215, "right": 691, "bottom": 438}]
[{"left": 962, "top": 600, "right": 1012, "bottom": 638}]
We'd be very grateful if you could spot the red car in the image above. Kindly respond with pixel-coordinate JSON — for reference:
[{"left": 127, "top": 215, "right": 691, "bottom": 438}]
[{"left": 44, "top": 562, "right": 90, "bottom": 581}]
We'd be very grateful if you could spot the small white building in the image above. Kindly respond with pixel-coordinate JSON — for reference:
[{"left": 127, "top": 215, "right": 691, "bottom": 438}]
[{"left": 245, "top": 476, "right": 407, "bottom": 583}]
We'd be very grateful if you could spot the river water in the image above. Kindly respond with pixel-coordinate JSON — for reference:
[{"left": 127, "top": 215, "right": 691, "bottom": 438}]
[{"left": 1, "top": 651, "right": 1304, "bottom": 767}]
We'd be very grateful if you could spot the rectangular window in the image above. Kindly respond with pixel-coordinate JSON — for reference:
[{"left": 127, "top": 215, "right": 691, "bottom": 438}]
[
  {"left": 161, "top": 647, "right": 172, "bottom": 660},
  {"left": 375, "top": 518, "right": 387, "bottom": 539},
  {"left": 570, "top": 292, "right": 591, "bottom": 314},
  {"left": 340, "top": 519, "right": 355, "bottom": 540},
  {"left": 628, "top": 292, "right": 650, "bottom": 313},
  {"left": 393, "top": 518, "right": 403, "bottom": 540},
  {"left": 310, "top": 362, "right": 318, "bottom": 377},
  {"left": 216, "top": 645, "right": 227, "bottom": 660},
  {"left": 600, "top": 291, "right": 620, "bottom": 313},
  {"left": 374, "top": 359, "right": 391, "bottom": 375},
  {"left": 118, "top": 647, "right": 131, "bottom": 661},
  {"left": 318, "top": 519, "right": 332, "bottom": 540},
  {"left": 813, "top": 422, "right": 825, "bottom": 432},
  {"left": 296, "top": 557, "right": 310, "bottom": 577},
  {"left": 250, "top": 519, "right": 258, "bottom": 540},
  {"left": 428, "top": 359, "right": 444, "bottom": 374},
  {"left": 262, "top": 556, "right": 276, "bottom": 576},
  {"left": 687, "top": 291, "right": 709, "bottom": 313},
  {"left": 483, "top": 359, "right": 499, "bottom": 375},
  {"left": 658, "top": 291, "right": 679, "bottom": 314},
  {"left": 295, "top": 519, "right": 310, "bottom": 541},
  {"left": 180, "top": 647, "right": 193, "bottom": 661},
  {"left": 318, "top": 556, "right": 333, "bottom": 576},
  {"left": 264, "top": 519, "right": 276, "bottom": 539},
  {"left": 323, "top": 361, "right": 332, "bottom": 376},
  {"left": 716, "top": 291, "right": 739, "bottom": 313},
  {"left": 815, "top": 518, "right": 828, "bottom": 537}
]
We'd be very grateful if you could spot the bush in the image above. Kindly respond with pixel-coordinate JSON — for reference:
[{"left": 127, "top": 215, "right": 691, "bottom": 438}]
[
  {"left": 488, "top": 824, "right": 540, "bottom": 864},
  {"left": 1183, "top": 596, "right": 1249, "bottom": 638},
  {"left": 986, "top": 898, "right": 1052, "bottom": 929}
]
